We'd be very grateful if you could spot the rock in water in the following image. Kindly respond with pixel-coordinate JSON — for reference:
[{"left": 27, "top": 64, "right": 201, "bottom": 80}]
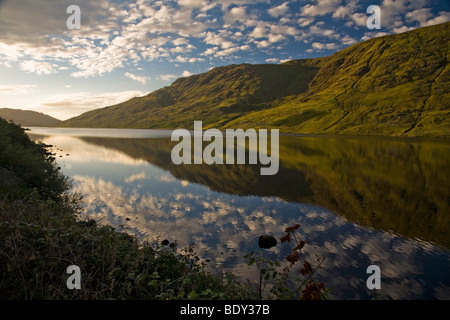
[{"left": 258, "top": 235, "right": 277, "bottom": 249}]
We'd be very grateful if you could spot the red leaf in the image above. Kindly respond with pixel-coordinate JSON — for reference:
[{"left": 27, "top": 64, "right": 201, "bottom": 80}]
[
  {"left": 286, "top": 251, "right": 299, "bottom": 265},
  {"left": 300, "top": 261, "right": 313, "bottom": 275},
  {"left": 280, "top": 233, "right": 291, "bottom": 243},
  {"left": 285, "top": 224, "right": 300, "bottom": 233},
  {"left": 294, "top": 240, "right": 306, "bottom": 251}
]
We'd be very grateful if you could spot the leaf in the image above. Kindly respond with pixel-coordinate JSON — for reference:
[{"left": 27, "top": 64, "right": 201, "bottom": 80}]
[
  {"left": 294, "top": 240, "right": 306, "bottom": 251},
  {"left": 285, "top": 224, "right": 300, "bottom": 233},
  {"left": 280, "top": 233, "right": 291, "bottom": 243},
  {"left": 244, "top": 252, "right": 254, "bottom": 258},
  {"left": 300, "top": 261, "right": 313, "bottom": 275},
  {"left": 286, "top": 251, "right": 299, "bottom": 265}
]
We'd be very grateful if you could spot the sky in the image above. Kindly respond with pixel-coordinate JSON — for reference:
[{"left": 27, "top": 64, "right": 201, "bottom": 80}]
[{"left": 0, "top": 0, "right": 449, "bottom": 120}]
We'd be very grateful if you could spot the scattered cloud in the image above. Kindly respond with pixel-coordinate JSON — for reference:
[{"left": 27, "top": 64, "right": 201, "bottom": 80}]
[
  {"left": 0, "top": 0, "right": 447, "bottom": 80},
  {"left": 265, "top": 58, "right": 279, "bottom": 63},
  {"left": 20, "top": 60, "right": 59, "bottom": 75},
  {"left": 406, "top": 9, "right": 450, "bottom": 27},
  {"left": 312, "top": 42, "right": 339, "bottom": 50},
  {"left": 301, "top": 0, "right": 341, "bottom": 17},
  {"left": 158, "top": 74, "right": 178, "bottom": 81},
  {"left": 0, "top": 0, "right": 448, "bottom": 118},
  {"left": 268, "top": 2, "right": 290, "bottom": 18},
  {"left": 182, "top": 70, "right": 193, "bottom": 77},
  {"left": 39, "top": 90, "right": 148, "bottom": 120},
  {"left": 125, "top": 171, "right": 150, "bottom": 183},
  {"left": 158, "top": 174, "right": 176, "bottom": 183},
  {"left": 0, "top": 84, "right": 37, "bottom": 95},
  {"left": 125, "top": 72, "right": 150, "bottom": 84}
]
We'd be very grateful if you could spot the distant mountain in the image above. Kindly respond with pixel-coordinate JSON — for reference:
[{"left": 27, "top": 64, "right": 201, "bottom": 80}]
[
  {"left": 0, "top": 108, "right": 61, "bottom": 127},
  {"left": 61, "top": 22, "right": 450, "bottom": 138}
]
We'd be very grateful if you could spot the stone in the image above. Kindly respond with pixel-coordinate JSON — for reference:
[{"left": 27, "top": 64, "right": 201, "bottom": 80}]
[{"left": 258, "top": 235, "right": 277, "bottom": 249}]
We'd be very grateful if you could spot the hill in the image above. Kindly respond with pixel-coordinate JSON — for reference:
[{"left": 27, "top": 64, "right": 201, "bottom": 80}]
[
  {"left": 61, "top": 22, "right": 450, "bottom": 138},
  {"left": 0, "top": 108, "right": 61, "bottom": 127}
]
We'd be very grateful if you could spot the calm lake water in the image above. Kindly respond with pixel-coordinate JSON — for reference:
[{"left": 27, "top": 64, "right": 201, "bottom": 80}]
[{"left": 27, "top": 127, "right": 450, "bottom": 300}]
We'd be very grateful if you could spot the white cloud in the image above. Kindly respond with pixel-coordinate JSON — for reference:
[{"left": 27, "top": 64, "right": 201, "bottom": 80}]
[
  {"left": 422, "top": 11, "right": 450, "bottom": 26},
  {"left": 312, "top": 42, "right": 339, "bottom": 50},
  {"left": 0, "top": 42, "right": 24, "bottom": 61},
  {"left": 178, "top": 0, "right": 206, "bottom": 9},
  {"left": 158, "top": 174, "right": 176, "bottom": 183},
  {"left": 39, "top": 90, "right": 148, "bottom": 120},
  {"left": 361, "top": 31, "right": 391, "bottom": 41},
  {"left": 224, "top": 6, "right": 248, "bottom": 24},
  {"left": 125, "top": 72, "right": 150, "bottom": 84},
  {"left": 125, "top": 171, "right": 149, "bottom": 183},
  {"left": 172, "top": 38, "right": 190, "bottom": 46},
  {"left": 257, "top": 40, "right": 271, "bottom": 48},
  {"left": 182, "top": 70, "right": 193, "bottom": 77},
  {"left": 251, "top": 26, "right": 267, "bottom": 39},
  {"left": 332, "top": 1, "right": 357, "bottom": 19},
  {"left": 406, "top": 9, "right": 450, "bottom": 27},
  {"left": 0, "top": 84, "right": 37, "bottom": 95},
  {"left": 298, "top": 17, "right": 315, "bottom": 27},
  {"left": 393, "top": 26, "right": 417, "bottom": 34},
  {"left": 301, "top": 0, "right": 341, "bottom": 17},
  {"left": 350, "top": 12, "right": 368, "bottom": 27},
  {"left": 188, "top": 57, "right": 205, "bottom": 63},
  {"left": 379, "top": 0, "right": 429, "bottom": 29},
  {"left": 268, "top": 2, "right": 289, "bottom": 18},
  {"left": 159, "top": 74, "right": 178, "bottom": 81},
  {"left": 202, "top": 47, "right": 219, "bottom": 55},
  {"left": 20, "top": 60, "right": 59, "bottom": 75},
  {"left": 340, "top": 35, "right": 357, "bottom": 45},
  {"left": 268, "top": 34, "right": 286, "bottom": 43}
]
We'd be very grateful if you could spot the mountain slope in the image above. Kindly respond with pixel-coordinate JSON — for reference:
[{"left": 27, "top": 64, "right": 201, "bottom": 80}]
[
  {"left": 61, "top": 22, "right": 450, "bottom": 138},
  {"left": 0, "top": 108, "right": 61, "bottom": 127},
  {"left": 228, "top": 21, "right": 450, "bottom": 137},
  {"left": 61, "top": 60, "right": 320, "bottom": 129}
]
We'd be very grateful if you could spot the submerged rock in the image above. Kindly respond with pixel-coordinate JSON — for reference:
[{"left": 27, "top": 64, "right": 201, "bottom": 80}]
[{"left": 258, "top": 235, "right": 277, "bottom": 249}]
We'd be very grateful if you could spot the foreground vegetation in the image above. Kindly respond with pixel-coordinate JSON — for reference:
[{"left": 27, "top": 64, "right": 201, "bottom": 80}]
[
  {"left": 0, "top": 118, "right": 249, "bottom": 299},
  {"left": 0, "top": 118, "right": 327, "bottom": 300}
]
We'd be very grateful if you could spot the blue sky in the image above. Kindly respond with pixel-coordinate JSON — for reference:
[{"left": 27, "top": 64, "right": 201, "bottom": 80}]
[{"left": 0, "top": 0, "right": 449, "bottom": 120}]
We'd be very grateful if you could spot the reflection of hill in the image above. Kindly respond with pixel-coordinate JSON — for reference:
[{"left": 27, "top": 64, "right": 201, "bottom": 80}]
[{"left": 81, "top": 136, "right": 450, "bottom": 249}]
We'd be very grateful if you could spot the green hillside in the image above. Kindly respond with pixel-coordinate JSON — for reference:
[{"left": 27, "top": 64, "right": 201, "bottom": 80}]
[
  {"left": 61, "top": 22, "right": 450, "bottom": 138},
  {"left": 0, "top": 108, "right": 61, "bottom": 127},
  {"left": 61, "top": 60, "right": 320, "bottom": 129}
]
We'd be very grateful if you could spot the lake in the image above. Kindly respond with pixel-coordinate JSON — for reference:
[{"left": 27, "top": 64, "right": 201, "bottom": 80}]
[{"left": 27, "top": 127, "right": 450, "bottom": 300}]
